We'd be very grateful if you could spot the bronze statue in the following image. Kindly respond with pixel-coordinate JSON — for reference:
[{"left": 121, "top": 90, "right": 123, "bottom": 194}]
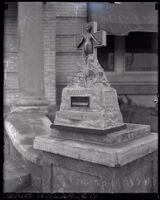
[
  {"left": 77, "top": 24, "right": 101, "bottom": 61},
  {"left": 70, "top": 21, "right": 110, "bottom": 88}
]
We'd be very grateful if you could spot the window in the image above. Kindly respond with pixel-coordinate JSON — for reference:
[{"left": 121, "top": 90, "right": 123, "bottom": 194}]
[
  {"left": 97, "top": 35, "right": 114, "bottom": 71},
  {"left": 125, "top": 32, "right": 158, "bottom": 71}
]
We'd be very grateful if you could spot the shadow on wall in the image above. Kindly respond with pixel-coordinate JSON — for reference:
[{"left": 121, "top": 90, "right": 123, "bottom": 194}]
[{"left": 118, "top": 95, "right": 158, "bottom": 132}]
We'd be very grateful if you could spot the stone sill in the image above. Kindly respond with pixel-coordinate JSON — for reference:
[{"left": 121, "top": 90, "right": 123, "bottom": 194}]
[{"left": 4, "top": 112, "right": 52, "bottom": 165}]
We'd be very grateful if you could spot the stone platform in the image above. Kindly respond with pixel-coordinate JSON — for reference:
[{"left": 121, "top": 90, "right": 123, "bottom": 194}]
[
  {"left": 50, "top": 123, "right": 150, "bottom": 145},
  {"left": 39, "top": 150, "right": 158, "bottom": 193},
  {"left": 34, "top": 124, "right": 157, "bottom": 167},
  {"left": 34, "top": 125, "right": 158, "bottom": 192}
]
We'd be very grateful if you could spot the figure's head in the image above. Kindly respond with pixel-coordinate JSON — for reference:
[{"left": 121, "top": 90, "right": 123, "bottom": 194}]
[{"left": 85, "top": 24, "right": 92, "bottom": 32}]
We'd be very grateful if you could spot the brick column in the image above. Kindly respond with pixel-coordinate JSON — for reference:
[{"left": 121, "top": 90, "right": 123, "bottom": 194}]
[
  {"left": 14, "top": 2, "right": 49, "bottom": 113},
  {"left": 43, "top": 3, "right": 56, "bottom": 104}
]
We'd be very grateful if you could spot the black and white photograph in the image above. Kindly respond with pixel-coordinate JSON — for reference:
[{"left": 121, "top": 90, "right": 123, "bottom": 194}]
[{"left": 3, "top": 2, "right": 158, "bottom": 195}]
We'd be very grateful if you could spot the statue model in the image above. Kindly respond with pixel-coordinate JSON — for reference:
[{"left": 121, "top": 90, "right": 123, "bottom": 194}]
[
  {"left": 54, "top": 21, "right": 125, "bottom": 131},
  {"left": 77, "top": 23, "right": 101, "bottom": 62}
]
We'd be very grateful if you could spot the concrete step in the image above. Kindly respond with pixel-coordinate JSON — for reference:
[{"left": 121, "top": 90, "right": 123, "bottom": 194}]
[{"left": 3, "top": 158, "right": 30, "bottom": 192}]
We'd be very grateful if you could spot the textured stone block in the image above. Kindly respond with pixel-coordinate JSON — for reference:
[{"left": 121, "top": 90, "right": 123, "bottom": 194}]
[
  {"left": 52, "top": 166, "right": 103, "bottom": 192},
  {"left": 54, "top": 86, "right": 124, "bottom": 130},
  {"left": 38, "top": 150, "right": 158, "bottom": 193}
]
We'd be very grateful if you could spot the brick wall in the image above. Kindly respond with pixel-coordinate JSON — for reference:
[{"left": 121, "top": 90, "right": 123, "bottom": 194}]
[
  {"left": 42, "top": 2, "right": 87, "bottom": 104},
  {"left": 53, "top": 2, "right": 87, "bottom": 104},
  {"left": 43, "top": 3, "right": 56, "bottom": 104},
  {"left": 42, "top": 2, "right": 87, "bottom": 105},
  {"left": 4, "top": 2, "right": 19, "bottom": 105},
  {"left": 4, "top": 2, "right": 57, "bottom": 105},
  {"left": 4, "top": 132, "right": 10, "bottom": 159},
  {"left": 4, "top": 2, "right": 87, "bottom": 106},
  {"left": 54, "top": 2, "right": 87, "bottom": 84}
]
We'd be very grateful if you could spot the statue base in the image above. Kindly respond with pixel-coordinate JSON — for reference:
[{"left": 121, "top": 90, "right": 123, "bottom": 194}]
[
  {"left": 54, "top": 55, "right": 125, "bottom": 131},
  {"left": 54, "top": 86, "right": 125, "bottom": 131},
  {"left": 51, "top": 124, "right": 126, "bottom": 135}
]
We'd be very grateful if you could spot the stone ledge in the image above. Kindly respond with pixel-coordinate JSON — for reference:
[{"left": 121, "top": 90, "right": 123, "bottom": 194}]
[
  {"left": 33, "top": 132, "right": 158, "bottom": 167},
  {"left": 4, "top": 112, "right": 52, "bottom": 164},
  {"left": 11, "top": 105, "right": 49, "bottom": 114},
  {"left": 14, "top": 96, "right": 49, "bottom": 106}
]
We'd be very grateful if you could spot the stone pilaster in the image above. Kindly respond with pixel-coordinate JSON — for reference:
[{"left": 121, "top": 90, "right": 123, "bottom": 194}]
[{"left": 13, "top": 2, "right": 49, "bottom": 113}]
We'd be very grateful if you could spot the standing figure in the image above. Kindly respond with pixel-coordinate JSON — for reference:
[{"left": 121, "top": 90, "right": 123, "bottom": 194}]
[{"left": 77, "top": 24, "right": 101, "bottom": 62}]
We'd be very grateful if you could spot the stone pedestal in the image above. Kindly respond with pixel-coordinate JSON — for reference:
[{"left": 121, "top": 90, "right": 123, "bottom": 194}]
[
  {"left": 55, "top": 86, "right": 125, "bottom": 130},
  {"left": 54, "top": 54, "right": 125, "bottom": 130},
  {"left": 33, "top": 125, "right": 158, "bottom": 192},
  {"left": 39, "top": 150, "right": 157, "bottom": 193},
  {"left": 42, "top": 46, "right": 158, "bottom": 192},
  {"left": 13, "top": 2, "right": 48, "bottom": 113}
]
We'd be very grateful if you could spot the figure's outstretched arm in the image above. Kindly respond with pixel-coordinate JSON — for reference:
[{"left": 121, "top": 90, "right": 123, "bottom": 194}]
[
  {"left": 77, "top": 36, "right": 85, "bottom": 48},
  {"left": 91, "top": 34, "right": 101, "bottom": 45}
]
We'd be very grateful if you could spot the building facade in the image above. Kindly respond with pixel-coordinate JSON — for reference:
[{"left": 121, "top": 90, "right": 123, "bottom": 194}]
[
  {"left": 4, "top": 2, "right": 158, "bottom": 129},
  {"left": 3, "top": 2, "right": 158, "bottom": 193}
]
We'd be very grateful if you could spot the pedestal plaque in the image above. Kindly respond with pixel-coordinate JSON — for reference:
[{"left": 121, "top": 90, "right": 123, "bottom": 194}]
[{"left": 71, "top": 96, "right": 90, "bottom": 107}]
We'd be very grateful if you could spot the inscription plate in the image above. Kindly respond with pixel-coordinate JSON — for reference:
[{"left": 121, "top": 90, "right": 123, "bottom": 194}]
[{"left": 71, "top": 96, "right": 89, "bottom": 107}]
